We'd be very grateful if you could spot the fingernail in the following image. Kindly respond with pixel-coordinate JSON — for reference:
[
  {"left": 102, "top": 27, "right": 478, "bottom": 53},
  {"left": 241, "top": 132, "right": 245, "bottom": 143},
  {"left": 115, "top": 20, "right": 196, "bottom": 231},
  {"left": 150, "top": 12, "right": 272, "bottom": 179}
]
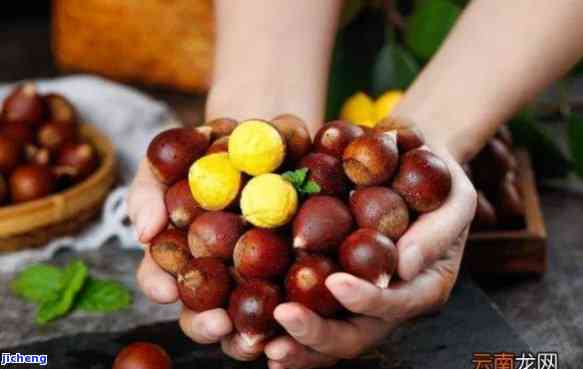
[{"left": 401, "top": 247, "right": 423, "bottom": 280}]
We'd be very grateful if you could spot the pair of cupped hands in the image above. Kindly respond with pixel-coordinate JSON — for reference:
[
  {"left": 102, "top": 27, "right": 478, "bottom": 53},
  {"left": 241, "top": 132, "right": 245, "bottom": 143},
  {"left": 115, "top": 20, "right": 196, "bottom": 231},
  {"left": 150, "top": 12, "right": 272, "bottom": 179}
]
[{"left": 127, "top": 118, "right": 477, "bottom": 369}]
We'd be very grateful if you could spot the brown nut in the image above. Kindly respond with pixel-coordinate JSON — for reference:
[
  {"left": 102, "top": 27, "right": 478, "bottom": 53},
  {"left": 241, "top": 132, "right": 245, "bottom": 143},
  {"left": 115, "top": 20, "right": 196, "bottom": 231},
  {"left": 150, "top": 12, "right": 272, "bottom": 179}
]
[
  {"left": 147, "top": 127, "right": 211, "bottom": 185},
  {"left": 37, "top": 121, "right": 78, "bottom": 152},
  {"left": 9, "top": 164, "right": 55, "bottom": 203},
  {"left": 0, "top": 122, "right": 34, "bottom": 145},
  {"left": 298, "top": 152, "right": 349, "bottom": 197},
  {"left": 343, "top": 132, "right": 399, "bottom": 186},
  {"left": 374, "top": 118, "right": 424, "bottom": 152},
  {"left": 188, "top": 211, "right": 246, "bottom": 260},
  {"left": 349, "top": 186, "right": 409, "bottom": 240},
  {"left": 112, "top": 342, "right": 172, "bottom": 369},
  {"left": 313, "top": 120, "right": 365, "bottom": 159},
  {"left": 55, "top": 142, "right": 98, "bottom": 182},
  {"left": 1, "top": 83, "right": 44, "bottom": 126},
  {"left": 204, "top": 118, "right": 238, "bottom": 140},
  {"left": 150, "top": 229, "right": 191, "bottom": 276},
  {"left": 470, "top": 138, "right": 516, "bottom": 192},
  {"left": 165, "top": 179, "right": 205, "bottom": 229},
  {"left": 234, "top": 228, "right": 290, "bottom": 280},
  {"left": 0, "top": 135, "right": 23, "bottom": 173},
  {"left": 43, "top": 93, "right": 77, "bottom": 125},
  {"left": 177, "top": 258, "right": 231, "bottom": 312},
  {"left": 206, "top": 136, "right": 230, "bottom": 155},
  {"left": 272, "top": 114, "right": 312, "bottom": 164},
  {"left": 393, "top": 149, "right": 452, "bottom": 212}
]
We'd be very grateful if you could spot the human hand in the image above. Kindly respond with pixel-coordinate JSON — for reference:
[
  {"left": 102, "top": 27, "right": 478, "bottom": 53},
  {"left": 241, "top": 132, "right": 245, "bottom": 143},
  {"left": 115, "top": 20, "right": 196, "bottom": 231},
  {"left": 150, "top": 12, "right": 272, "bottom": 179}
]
[{"left": 262, "top": 147, "right": 477, "bottom": 369}]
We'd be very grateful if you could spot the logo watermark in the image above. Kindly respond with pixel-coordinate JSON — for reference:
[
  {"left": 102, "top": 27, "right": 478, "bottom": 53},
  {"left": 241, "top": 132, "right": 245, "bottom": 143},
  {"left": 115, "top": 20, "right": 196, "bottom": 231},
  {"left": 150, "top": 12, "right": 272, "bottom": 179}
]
[
  {"left": 1, "top": 353, "right": 48, "bottom": 366},
  {"left": 473, "top": 352, "right": 558, "bottom": 369}
]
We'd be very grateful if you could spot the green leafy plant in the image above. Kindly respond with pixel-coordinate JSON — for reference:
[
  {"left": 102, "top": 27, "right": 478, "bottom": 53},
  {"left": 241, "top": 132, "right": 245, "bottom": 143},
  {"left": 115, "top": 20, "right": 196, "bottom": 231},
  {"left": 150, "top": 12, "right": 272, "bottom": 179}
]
[
  {"left": 282, "top": 168, "right": 321, "bottom": 197},
  {"left": 11, "top": 260, "right": 132, "bottom": 325}
]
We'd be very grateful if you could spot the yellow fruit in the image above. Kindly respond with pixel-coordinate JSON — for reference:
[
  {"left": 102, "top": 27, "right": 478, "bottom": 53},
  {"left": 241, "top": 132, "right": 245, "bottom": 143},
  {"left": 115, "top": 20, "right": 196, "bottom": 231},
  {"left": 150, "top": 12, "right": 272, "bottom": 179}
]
[
  {"left": 228, "top": 120, "right": 286, "bottom": 176},
  {"left": 373, "top": 90, "right": 404, "bottom": 122},
  {"left": 188, "top": 153, "right": 242, "bottom": 211},
  {"left": 340, "top": 92, "right": 375, "bottom": 128},
  {"left": 240, "top": 174, "right": 298, "bottom": 228}
]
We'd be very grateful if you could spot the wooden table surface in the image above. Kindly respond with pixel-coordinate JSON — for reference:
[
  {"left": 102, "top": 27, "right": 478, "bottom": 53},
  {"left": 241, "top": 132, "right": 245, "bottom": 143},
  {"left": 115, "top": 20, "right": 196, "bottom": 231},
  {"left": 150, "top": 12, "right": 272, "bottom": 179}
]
[{"left": 2, "top": 19, "right": 582, "bottom": 369}]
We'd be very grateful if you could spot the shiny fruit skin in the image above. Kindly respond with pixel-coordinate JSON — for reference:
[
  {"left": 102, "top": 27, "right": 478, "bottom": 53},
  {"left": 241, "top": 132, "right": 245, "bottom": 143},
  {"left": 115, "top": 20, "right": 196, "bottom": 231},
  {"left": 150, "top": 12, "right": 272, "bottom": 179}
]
[
  {"left": 343, "top": 132, "right": 399, "bottom": 186},
  {"left": 234, "top": 228, "right": 290, "bottom": 280},
  {"left": 2, "top": 83, "right": 44, "bottom": 125},
  {"left": 292, "top": 195, "right": 353, "bottom": 253},
  {"left": 177, "top": 258, "right": 231, "bottom": 312},
  {"left": 339, "top": 229, "right": 397, "bottom": 288},
  {"left": 147, "top": 127, "right": 210, "bottom": 185},
  {"left": 188, "top": 211, "right": 245, "bottom": 260},
  {"left": 0, "top": 135, "right": 23, "bottom": 173},
  {"left": 165, "top": 179, "right": 204, "bottom": 229},
  {"left": 55, "top": 142, "right": 98, "bottom": 182},
  {"left": 206, "top": 136, "right": 229, "bottom": 154},
  {"left": 313, "top": 120, "right": 364, "bottom": 159},
  {"left": 9, "top": 164, "right": 55, "bottom": 203},
  {"left": 43, "top": 93, "right": 77, "bottom": 125},
  {"left": 150, "top": 229, "right": 191, "bottom": 276},
  {"left": 37, "top": 121, "right": 78, "bottom": 152},
  {"left": 0, "top": 122, "right": 34, "bottom": 145},
  {"left": 285, "top": 254, "right": 342, "bottom": 317},
  {"left": 349, "top": 187, "right": 409, "bottom": 240},
  {"left": 374, "top": 118, "right": 424, "bottom": 152},
  {"left": 228, "top": 280, "right": 282, "bottom": 342},
  {"left": 392, "top": 149, "right": 452, "bottom": 213},
  {"left": 272, "top": 114, "right": 312, "bottom": 164},
  {"left": 112, "top": 342, "right": 172, "bottom": 369},
  {"left": 298, "top": 153, "right": 349, "bottom": 197},
  {"left": 205, "top": 117, "right": 238, "bottom": 140}
]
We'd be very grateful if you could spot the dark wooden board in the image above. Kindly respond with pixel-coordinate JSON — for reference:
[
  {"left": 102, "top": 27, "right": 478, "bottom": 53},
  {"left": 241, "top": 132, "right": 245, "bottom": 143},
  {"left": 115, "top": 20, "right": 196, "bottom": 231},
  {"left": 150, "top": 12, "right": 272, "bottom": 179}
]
[{"left": 4, "top": 276, "right": 527, "bottom": 369}]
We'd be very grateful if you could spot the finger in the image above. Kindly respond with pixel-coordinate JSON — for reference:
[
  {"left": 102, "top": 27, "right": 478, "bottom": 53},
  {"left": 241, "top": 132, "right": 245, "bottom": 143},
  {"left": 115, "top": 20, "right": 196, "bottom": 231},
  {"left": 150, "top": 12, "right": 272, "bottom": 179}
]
[
  {"left": 136, "top": 247, "right": 179, "bottom": 304},
  {"left": 127, "top": 159, "right": 168, "bottom": 243},
  {"left": 221, "top": 333, "right": 265, "bottom": 362},
  {"left": 179, "top": 307, "right": 232, "bottom": 344},
  {"left": 265, "top": 336, "right": 337, "bottom": 369},
  {"left": 327, "top": 256, "right": 461, "bottom": 321},
  {"left": 397, "top": 156, "right": 476, "bottom": 280},
  {"left": 274, "top": 303, "right": 389, "bottom": 359}
]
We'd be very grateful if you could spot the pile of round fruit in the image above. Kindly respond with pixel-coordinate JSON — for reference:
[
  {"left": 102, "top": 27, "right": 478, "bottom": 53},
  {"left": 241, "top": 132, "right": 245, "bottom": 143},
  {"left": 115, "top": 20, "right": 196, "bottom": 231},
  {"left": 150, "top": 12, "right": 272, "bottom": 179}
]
[
  {"left": 147, "top": 115, "right": 452, "bottom": 345},
  {"left": 0, "top": 83, "right": 98, "bottom": 205}
]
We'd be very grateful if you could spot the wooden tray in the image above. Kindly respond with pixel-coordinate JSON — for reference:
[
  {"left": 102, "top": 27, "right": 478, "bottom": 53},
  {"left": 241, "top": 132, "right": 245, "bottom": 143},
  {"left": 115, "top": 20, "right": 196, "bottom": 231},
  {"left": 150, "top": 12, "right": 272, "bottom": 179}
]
[
  {"left": 0, "top": 123, "right": 117, "bottom": 251},
  {"left": 465, "top": 149, "right": 548, "bottom": 276}
]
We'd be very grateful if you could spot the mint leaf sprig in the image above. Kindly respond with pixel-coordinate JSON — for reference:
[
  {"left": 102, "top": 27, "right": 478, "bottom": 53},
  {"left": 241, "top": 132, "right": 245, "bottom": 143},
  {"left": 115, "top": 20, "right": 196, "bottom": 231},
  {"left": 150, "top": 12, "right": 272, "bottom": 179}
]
[
  {"left": 282, "top": 168, "right": 321, "bottom": 197},
  {"left": 11, "top": 259, "right": 133, "bottom": 325}
]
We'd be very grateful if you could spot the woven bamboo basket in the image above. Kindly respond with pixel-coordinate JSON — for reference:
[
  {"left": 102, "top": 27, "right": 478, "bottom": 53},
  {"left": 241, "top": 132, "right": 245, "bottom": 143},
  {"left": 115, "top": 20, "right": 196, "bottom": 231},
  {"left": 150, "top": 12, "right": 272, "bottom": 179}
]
[{"left": 0, "top": 123, "right": 117, "bottom": 251}]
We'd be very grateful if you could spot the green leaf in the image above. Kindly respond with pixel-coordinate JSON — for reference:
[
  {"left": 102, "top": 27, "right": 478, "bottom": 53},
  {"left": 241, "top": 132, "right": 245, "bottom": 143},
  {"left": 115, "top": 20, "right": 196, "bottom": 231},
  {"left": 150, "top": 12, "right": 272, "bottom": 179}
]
[
  {"left": 509, "top": 109, "right": 572, "bottom": 178},
  {"left": 282, "top": 168, "right": 308, "bottom": 188},
  {"left": 404, "top": 0, "right": 461, "bottom": 61},
  {"left": 302, "top": 181, "right": 321, "bottom": 195},
  {"left": 371, "top": 43, "right": 420, "bottom": 96},
  {"left": 11, "top": 264, "right": 64, "bottom": 304},
  {"left": 326, "top": 8, "right": 386, "bottom": 120},
  {"left": 567, "top": 113, "right": 583, "bottom": 178},
  {"left": 36, "top": 260, "right": 88, "bottom": 325},
  {"left": 76, "top": 279, "right": 132, "bottom": 312}
]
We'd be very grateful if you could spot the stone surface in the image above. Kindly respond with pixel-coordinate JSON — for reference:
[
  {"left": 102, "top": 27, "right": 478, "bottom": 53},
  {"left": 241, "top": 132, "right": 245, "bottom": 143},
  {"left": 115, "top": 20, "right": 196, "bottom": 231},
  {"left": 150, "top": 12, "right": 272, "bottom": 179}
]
[{"left": 4, "top": 276, "right": 527, "bottom": 369}]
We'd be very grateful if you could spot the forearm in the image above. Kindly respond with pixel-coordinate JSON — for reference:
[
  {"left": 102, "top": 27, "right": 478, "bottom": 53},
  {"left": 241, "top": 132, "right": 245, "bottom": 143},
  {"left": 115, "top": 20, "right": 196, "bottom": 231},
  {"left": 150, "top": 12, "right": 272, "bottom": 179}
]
[
  {"left": 207, "top": 0, "right": 342, "bottom": 135},
  {"left": 393, "top": 0, "right": 583, "bottom": 162}
]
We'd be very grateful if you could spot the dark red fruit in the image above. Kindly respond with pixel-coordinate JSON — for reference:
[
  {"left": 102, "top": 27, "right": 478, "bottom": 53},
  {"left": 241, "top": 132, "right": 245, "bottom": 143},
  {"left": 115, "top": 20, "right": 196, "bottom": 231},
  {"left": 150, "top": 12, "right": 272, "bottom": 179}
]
[
  {"left": 339, "top": 229, "right": 397, "bottom": 288},
  {"left": 343, "top": 132, "right": 399, "bottom": 186},
  {"left": 285, "top": 254, "right": 342, "bottom": 317},
  {"left": 349, "top": 187, "right": 409, "bottom": 240},
  {"left": 43, "top": 93, "right": 77, "bottom": 125},
  {"left": 165, "top": 179, "right": 204, "bottom": 229},
  {"left": 234, "top": 228, "right": 290, "bottom": 280},
  {"left": 9, "top": 164, "right": 55, "bottom": 203},
  {"left": 205, "top": 118, "right": 238, "bottom": 140},
  {"left": 393, "top": 149, "right": 452, "bottom": 212},
  {"left": 228, "top": 280, "right": 282, "bottom": 345},
  {"left": 272, "top": 114, "right": 312, "bottom": 163},
  {"left": 206, "top": 136, "right": 229, "bottom": 154},
  {"left": 37, "top": 121, "right": 78, "bottom": 152},
  {"left": 374, "top": 118, "right": 424, "bottom": 152},
  {"left": 313, "top": 120, "right": 364, "bottom": 159},
  {"left": 147, "top": 127, "right": 211, "bottom": 185},
  {"left": 292, "top": 195, "right": 353, "bottom": 253},
  {"left": 0, "top": 135, "right": 23, "bottom": 173},
  {"left": 2, "top": 83, "right": 44, "bottom": 125},
  {"left": 298, "top": 153, "right": 349, "bottom": 196},
  {"left": 177, "top": 258, "right": 231, "bottom": 312},
  {"left": 112, "top": 342, "right": 172, "bottom": 369},
  {"left": 189, "top": 211, "right": 245, "bottom": 260},
  {"left": 150, "top": 229, "right": 191, "bottom": 276},
  {"left": 0, "top": 122, "right": 34, "bottom": 145},
  {"left": 470, "top": 138, "right": 516, "bottom": 192},
  {"left": 55, "top": 142, "right": 98, "bottom": 182}
]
